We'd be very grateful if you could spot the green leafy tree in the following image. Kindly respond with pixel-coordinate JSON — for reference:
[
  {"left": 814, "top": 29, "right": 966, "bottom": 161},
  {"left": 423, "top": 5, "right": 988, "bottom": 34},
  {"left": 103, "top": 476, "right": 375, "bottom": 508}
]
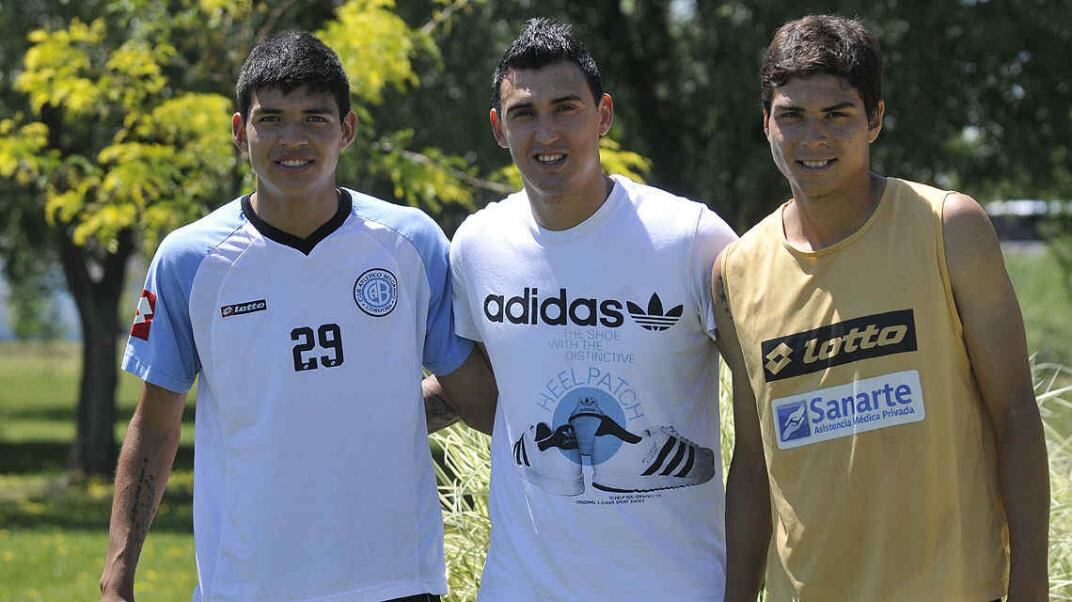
[{"left": 0, "top": 0, "right": 502, "bottom": 475}]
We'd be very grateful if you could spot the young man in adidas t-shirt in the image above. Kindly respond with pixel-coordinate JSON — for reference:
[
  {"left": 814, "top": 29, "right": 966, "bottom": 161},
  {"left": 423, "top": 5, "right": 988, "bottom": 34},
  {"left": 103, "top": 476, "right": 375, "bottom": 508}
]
[
  {"left": 450, "top": 19, "right": 737, "bottom": 600},
  {"left": 99, "top": 32, "right": 495, "bottom": 602},
  {"left": 714, "top": 15, "right": 1049, "bottom": 601}
]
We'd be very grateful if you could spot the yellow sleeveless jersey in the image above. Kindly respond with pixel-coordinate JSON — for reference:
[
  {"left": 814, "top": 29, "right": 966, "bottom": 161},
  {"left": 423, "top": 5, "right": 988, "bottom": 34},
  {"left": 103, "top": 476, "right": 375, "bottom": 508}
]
[{"left": 721, "top": 178, "right": 1008, "bottom": 601}]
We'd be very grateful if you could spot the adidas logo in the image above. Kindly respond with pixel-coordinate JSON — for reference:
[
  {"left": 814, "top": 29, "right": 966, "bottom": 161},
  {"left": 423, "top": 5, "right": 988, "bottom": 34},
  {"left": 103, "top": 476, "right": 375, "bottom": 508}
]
[
  {"left": 626, "top": 294, "right": 683, "bottom": 332},
  {"left": 483, "top": 288, "right": 683, "bottom": 332}
]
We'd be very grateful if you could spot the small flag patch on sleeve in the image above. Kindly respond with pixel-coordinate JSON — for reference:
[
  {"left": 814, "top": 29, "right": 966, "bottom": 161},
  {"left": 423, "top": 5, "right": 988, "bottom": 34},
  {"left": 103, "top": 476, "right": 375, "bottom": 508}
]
[{"left": 130, "top": 289, "right": 157, "bottom": 340}]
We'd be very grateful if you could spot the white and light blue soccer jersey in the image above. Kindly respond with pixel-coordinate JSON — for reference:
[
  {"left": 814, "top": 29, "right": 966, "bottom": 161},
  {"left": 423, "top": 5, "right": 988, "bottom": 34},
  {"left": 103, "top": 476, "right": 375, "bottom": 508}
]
[{"left": 122, "top": 189, "right": 471, "bottom": 602}]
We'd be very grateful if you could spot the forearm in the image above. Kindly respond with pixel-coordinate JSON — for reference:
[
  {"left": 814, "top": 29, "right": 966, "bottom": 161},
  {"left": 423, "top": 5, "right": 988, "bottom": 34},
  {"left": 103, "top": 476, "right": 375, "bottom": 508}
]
[
  {"left": 996, "top": 403, "right": 1050, "bottom": 601},
  {"left": 431, "top": 347, "right": 497, "bottom": 435},
  {"left": 423, "top": 375, "right": 460, "bottom": 434},
  {"left": 100, "top": 411, "right": 181, "bottom": 597},
  {"left": 724, "top": 453, "right": 772, "bottom": 602}
]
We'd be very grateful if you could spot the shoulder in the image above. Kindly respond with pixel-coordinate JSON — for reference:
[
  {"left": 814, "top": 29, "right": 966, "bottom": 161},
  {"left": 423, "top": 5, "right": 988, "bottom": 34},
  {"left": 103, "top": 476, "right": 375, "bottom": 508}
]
[
  {"left": 613, "top": 174, "right": 734, "bottom": 239},
  {"left": 153, "top": 198, "right": 245, "bottom": 274},
  {"left": 941, "top": 191, "right": 1001, "bottom": 271},
  {"left": 347, "top": 188, "right": 445, "bottom": 244},
  {"left": 344, "top": 188, "right": 454, "bottom": 281},
  {"left": 452, "top": 189, "right": 528, "bottom": 249},
  {"left": 729, "top": 203, "right": 784, "bottom": 256}
]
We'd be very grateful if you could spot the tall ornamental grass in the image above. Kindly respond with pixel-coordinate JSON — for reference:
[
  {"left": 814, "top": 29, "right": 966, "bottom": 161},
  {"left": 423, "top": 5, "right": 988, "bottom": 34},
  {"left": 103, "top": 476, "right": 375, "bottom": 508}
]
[{"left": 433, "top": 360, "right": 1072, "bottom": 601}]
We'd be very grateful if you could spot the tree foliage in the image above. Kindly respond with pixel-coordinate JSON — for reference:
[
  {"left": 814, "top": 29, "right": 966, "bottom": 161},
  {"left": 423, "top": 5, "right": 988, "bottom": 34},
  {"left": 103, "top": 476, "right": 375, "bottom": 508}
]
[{"left": 0, "top": 0, "right": 511, "bottom": 475}]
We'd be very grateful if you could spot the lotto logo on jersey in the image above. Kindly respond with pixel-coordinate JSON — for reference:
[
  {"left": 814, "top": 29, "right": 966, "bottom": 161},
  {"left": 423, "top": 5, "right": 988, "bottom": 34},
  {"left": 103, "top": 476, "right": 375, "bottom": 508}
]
[
  {"left": 220, "top": 299, "right": 267, "bottom": 319},
  {"left": 772, "top": 370, "right": 926, "bottom": 449},
  {"left": 760, "top": 309, "right": 918, "bottom": 382},
  {"left": 354, "top": 268, "right": 398, "bottom": 317},
  {"left": 130, "top": 289, "right": 156, "bottom": 341}
]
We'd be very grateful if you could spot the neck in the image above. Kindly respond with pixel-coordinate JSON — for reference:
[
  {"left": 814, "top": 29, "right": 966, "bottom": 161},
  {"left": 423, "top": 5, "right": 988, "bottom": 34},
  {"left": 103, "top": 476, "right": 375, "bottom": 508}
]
[
  {"left": 528, "top": 174, "right": 614, "bottom": 231},
  {"left": 250, "top": 185, "right": 339, "bottom": 239},
  {"left": 784, "top": 173, "right": 887, "bottom": 251}
]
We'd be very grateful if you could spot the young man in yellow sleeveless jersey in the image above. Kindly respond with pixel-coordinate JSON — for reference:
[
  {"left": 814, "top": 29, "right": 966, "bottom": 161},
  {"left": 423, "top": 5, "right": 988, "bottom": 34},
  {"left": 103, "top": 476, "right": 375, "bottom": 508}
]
[{"left": 714, "top": 14, "right": 1049, "bottom": 602}]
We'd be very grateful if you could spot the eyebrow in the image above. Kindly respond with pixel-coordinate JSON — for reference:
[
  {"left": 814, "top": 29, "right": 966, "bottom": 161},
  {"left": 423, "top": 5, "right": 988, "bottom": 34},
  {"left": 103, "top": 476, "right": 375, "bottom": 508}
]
[
  {"left": 774, "top": 101, "right": 857, "bottom": 113},
  {"left": 252, "top": 106, "right": 335, "bottom": 115},
  {"left": 505, "top": 94, "right": 586, "bottom": 116}
]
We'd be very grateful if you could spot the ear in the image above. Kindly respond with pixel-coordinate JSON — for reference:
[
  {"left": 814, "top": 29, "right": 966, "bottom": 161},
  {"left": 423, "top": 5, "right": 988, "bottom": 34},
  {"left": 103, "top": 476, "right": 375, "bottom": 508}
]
[
  {"left": 762, "top": 109, "right": 771, "bottom": 139},
  {"left": 340, "top": 110, "right": 357, "bottom": 150},
  {"left": 232, "top": 112, "right": 248, "bottom": 153},
  {"left": 489, "top": 108, "right": 509, "bottom": 149},
  {"left": 597, "top": 93, "right": 614, "bottom": 137},
  {"left": 867, "top": 100, "right": 885, "bottom": 143}
]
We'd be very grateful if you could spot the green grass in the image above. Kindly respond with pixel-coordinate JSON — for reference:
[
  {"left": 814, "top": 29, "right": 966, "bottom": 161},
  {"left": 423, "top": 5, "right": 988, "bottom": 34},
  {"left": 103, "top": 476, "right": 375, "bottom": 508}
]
[
  {"left": 0, "top": 342, "right": 196, "bottom": 601},
  {"left": 0, "top": 245, "right": 1069, "bottom": 600},
  {"left": 1005, "top": 246, "right": 1072, "bottom": 368}
]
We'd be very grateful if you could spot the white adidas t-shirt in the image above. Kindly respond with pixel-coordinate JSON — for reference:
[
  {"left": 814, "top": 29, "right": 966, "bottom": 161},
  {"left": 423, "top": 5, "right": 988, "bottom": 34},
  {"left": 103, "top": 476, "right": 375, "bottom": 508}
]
[
  {"left": 123, "top": 189, "right": 471, "bottom": 602},
  {"left": 451, "top": 175, "right": 737, "bottom": 601}
]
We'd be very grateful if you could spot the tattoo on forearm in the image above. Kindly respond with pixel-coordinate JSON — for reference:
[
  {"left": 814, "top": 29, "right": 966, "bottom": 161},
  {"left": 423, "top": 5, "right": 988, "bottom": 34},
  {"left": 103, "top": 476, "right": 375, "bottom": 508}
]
[
  {"left": 128, "top": 457, "right": 157, "bottom": 555},
  {"left": 717, "top": 274, "right": 732, "bottom": 319},
  {"left": 425, "top": 393, "right": 459, "bottom": 432}
]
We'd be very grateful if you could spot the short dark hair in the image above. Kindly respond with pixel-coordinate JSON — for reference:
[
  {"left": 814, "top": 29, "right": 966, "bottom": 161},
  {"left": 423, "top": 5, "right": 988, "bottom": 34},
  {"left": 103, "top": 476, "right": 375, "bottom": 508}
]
[
  {"left": 761, "top": 15, "right": 882, "bottom": 121},
  {"left": 235, "top": 31, "right": 351, "bottom": 123},
  {"left": 491, "top": 18, "right": 603, "bottom": 112}
]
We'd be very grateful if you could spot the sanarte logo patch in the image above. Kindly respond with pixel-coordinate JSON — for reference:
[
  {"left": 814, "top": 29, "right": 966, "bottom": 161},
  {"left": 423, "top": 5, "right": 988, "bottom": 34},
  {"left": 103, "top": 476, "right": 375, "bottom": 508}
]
[
  {"left": 760, "top": 309, "right": 918, "bottom": 382},
  {"left": 220, "top": 299, "right": 267, "bottom": 319}
]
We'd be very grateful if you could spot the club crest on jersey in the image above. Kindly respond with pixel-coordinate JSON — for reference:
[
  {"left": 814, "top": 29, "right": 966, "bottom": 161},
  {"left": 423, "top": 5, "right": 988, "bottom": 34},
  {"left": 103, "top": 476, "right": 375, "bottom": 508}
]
[
  {"left": 354, "top": 268, "right": 398, "bottom": 317},
  {"left": 130, "top": 289, "right": 156, "bottom": 340},
  {"left": 220, "top": 299, "right": 267, "bottom": 319}
]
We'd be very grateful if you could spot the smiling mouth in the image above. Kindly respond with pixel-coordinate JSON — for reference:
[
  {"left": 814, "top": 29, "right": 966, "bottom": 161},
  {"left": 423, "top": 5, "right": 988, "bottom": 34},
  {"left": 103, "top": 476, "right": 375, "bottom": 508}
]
[
  {"left": 534, "top": 153, "right": 566, "bottom": 166},
  {"left": 276, "top": 159, "right": 314, "bottom": 169},
  {"left": 797, "top": 159, "right": 835, "bottom": 170}
]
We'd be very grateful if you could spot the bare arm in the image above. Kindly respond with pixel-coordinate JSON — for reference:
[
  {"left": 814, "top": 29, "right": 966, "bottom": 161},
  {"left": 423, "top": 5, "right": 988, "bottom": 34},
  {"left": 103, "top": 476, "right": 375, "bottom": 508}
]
[
  {"left": 943, "top": 193, "right": 1049, "bottom": 601},
  {"left": 713, "top": 254, "right": 771, "bottom": 602},
  {"left": 424, "top": 344, "right": 497, "bottom": 435},
  {"left": 100, "top": 382, "right": 185, "bottom": 601}
]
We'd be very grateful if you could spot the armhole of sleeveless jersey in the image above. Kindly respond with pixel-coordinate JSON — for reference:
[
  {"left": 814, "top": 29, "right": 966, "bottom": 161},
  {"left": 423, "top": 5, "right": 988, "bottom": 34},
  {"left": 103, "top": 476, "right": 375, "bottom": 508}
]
[
  {"left": 716, "top": 244, "right": 735, "bottom": 330},
  {"left": 936, "top": 191, "right": 965, "bottom": 339}
]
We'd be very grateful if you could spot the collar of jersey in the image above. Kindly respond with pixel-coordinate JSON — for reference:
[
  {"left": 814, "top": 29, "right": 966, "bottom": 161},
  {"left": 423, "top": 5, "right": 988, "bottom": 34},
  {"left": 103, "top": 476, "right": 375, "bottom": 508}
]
[
  {"left": 526, "top": 175, "right": 625, "bottom": 244},
  {"left": 241, "top": 189, "right": 352, "bottom": 255}
]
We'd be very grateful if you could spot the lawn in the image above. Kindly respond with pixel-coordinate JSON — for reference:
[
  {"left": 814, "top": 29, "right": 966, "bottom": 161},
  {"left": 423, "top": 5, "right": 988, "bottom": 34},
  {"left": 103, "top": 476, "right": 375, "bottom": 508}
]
[{"left": 0, "top": 246, "right": 1069, "bottom": 600}]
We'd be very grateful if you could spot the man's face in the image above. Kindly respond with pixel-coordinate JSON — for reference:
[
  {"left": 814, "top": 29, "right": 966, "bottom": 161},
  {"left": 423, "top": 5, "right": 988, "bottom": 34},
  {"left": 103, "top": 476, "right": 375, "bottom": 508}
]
[
  {"left": 232, "top": 86, "right": 356, "bottom": 201},
  {"left": 764, "top": 74, "right": 883, "bottom": 200},
  {"left": 490, "top": 61, "right": 612, "bottom": 201}
]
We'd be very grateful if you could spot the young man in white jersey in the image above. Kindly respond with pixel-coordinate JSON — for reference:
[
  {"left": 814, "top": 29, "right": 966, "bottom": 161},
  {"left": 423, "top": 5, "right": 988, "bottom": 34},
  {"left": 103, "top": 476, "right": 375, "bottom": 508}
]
[
  {"left": 99, "top": 31, "right": 495, "bottom": 602},
  {"left": 450, "top": 18, "right": 737, "bottom": 600},
  {"left": 714, "top": 15, "right": 1049, "bottom": 601}
]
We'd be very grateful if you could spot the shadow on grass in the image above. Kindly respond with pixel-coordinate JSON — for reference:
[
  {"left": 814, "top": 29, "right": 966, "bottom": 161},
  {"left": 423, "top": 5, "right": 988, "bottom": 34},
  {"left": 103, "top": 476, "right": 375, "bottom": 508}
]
[
  {"left": 0, "top": 442, "right": 194, "bottom": 474},
  {"left": 0, "top": 482, "right": 193, "bottom": 534},
  {"left": 2, "top": 404, "right": 197, "bottom": 424}
]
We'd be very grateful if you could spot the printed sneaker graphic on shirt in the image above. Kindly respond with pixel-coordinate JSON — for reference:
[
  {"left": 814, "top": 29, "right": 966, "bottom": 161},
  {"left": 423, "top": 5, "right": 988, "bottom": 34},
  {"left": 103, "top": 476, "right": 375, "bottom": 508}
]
[
  {"left": 513, "top": 422, "right": 583, "bottom": 496},
  {"left": 626, "top": 293, "right": 683, "bottom": 332},
  {"left": 516, "top": 387, "right": 714, "bottom": 496}
]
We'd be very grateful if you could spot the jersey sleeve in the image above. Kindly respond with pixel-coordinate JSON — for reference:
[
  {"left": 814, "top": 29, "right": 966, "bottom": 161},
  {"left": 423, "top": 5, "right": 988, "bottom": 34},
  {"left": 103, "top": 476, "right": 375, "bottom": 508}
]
[
  {"left": 449, "top": 223, "right": 482, "bottom": 343},
  {"left": 121, "top": 233, "right": 204, "bottom": 394},
  {"left": 692, "top": 207, "right": 738, "bottom": 340},
  {"left": 414, "top": 218, "right": 473, "bottom": 376}
]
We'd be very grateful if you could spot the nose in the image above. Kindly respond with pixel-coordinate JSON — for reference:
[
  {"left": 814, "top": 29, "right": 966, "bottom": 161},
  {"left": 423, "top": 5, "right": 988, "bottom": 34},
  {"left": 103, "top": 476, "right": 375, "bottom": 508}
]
[
  {"left": 278, "top": 122, "right": 309, "bottom": 147},
  {"left": 801, "top": 117, "right": 829, "bottom": 146},
  {"left": 534, "top": 113, "right": 559, "bottom": 145}
]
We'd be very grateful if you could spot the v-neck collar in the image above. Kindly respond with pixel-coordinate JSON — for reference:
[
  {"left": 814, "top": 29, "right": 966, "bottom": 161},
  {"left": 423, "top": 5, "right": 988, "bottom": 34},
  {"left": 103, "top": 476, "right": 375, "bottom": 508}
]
[{"left": 242, "top": 189, "right": 352, "bottom": 255}]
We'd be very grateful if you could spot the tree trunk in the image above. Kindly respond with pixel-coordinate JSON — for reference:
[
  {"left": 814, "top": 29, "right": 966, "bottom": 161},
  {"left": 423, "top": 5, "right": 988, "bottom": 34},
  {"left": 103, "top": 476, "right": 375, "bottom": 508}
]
[{"left": 58, "top": 227, "right": 134, "bottom": 477}]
